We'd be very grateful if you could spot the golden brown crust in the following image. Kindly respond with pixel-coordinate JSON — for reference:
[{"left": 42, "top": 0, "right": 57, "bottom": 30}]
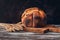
[
  {"left": 0, "top": 22, "right": 23, "bottom": 32},
  {"left": 23, "top": 25, "right": 60, "bottom": 33},
  {"left": 21, "top": 7, "right": 47, "bottom": 28},
  {"left": 21, "top": 7, "right": 46, "bottom": 22}
]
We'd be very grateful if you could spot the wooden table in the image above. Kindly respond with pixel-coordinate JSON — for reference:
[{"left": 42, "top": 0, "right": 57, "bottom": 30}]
[
  {"left": 0, "top": 25, "right": 60, "bottom": 40},
  {"left": 0, "top": 31, "right": 60, "bottom": 40}
]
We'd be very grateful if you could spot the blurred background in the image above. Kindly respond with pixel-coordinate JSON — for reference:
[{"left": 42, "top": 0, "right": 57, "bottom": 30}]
[{"left": 0, "top": 0, "right": 60, "bottom": 24}]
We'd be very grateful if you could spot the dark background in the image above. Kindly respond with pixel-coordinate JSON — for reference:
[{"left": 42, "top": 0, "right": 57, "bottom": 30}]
[{"left": 0, "top": 0, "right": 60, "bottom": 24}]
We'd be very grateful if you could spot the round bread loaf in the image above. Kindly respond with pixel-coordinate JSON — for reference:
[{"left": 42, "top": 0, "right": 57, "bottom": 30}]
[{"left": 21, "top": 7, "right": 47, "bottom": 28}]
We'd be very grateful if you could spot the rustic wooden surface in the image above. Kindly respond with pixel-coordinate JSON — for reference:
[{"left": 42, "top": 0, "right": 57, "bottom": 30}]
[
  {"left": 0, "top": 31, "right": 60, "bottom": 40},
  {"left": 0, "top": 25, "right": 60, "bottom": 40}
]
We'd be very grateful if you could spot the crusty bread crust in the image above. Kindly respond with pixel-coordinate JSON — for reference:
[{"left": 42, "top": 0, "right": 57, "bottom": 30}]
[{"left": 0, "top": 22, "right": 23, "bottom": 32}]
